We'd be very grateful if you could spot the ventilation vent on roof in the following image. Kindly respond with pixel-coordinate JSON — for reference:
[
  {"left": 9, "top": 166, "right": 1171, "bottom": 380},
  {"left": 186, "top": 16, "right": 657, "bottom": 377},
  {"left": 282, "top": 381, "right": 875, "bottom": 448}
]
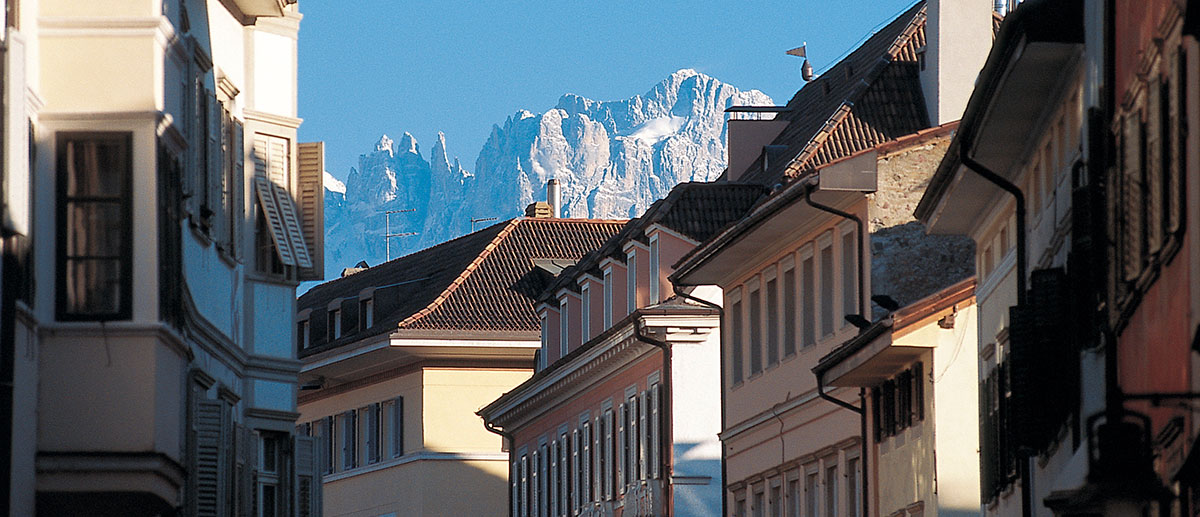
[{"left": 525, "top": 202, "right": 553, "bottom": 218}]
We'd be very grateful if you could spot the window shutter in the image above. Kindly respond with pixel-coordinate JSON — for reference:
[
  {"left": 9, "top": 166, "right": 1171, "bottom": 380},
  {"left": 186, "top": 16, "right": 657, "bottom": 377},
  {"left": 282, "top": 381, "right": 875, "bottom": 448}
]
[
  {"left": 914, "top": 362, "right": 925, "bottom": 422},
  {"left": 392, "top": 397, "right": 404, "bottom": 457},
  {"left": 572, "top": 429, "right": 580, "bottom": 511},
  {"left": 270, "top": 136, "right": 288, "bottom": 187},
  {"left": 650, "top": 385, "right": 660, "bottom": 480},
  {"left": 1145, "top": 78, "right": 1164, "bottom": 254},
  {"left": 297, "top": 142, "right": 325, "bottom": 280},
  {"left": 254, "top": 177, "right": 297, "bottom": 266},
  {"left": 194, "top": 400, "right": 225, "bottom": 517},
  {"left": 272, "top": 181, "right": 314, "bottom": 269},
  {"left": 253, "top": 134, "right": 269, "bottom": 180},
  {"left": 341, "top": 410, "right": 357, "bottom": 470},
  {"left": 1121, "top": 112, "right": 1143, "bottom": 281},
  {"left": 294, "top": 435, "right": 321, "bottom": 517},
  {"left": 638, "top": 391, "right": 647, "bottom": 480},
  {"left": 232, "top": 121, "right": 245, "bottom": 258},
  {"left": 239, "top": 425, "right": 258, "bottom": 517},
  {"left": 207, "top": 90, "right": 221, "bottom": 232},
  {"left": 617, "top": 403, "right": 626, "bottom": 493}
]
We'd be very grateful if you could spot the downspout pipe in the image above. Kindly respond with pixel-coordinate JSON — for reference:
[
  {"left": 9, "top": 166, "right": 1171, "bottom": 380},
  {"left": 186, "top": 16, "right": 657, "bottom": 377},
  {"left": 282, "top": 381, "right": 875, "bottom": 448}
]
[
  {"left": 634, "top": 323, "right": 674, "bottom": 514},
  {"left": 958, "top": 125, "right": 1031, "bottom": 517},
  {"left": 803, "top": 180, "right": 870, "bottom": 517},
  {"left": 670, "top": 281, "right": 724, "bottom": 517},
  {"left": 480, "top": 422, "right": 513, "bottom": 515},
  {"left": 816, "top": 369, "right": 868, "bottom": 517}
]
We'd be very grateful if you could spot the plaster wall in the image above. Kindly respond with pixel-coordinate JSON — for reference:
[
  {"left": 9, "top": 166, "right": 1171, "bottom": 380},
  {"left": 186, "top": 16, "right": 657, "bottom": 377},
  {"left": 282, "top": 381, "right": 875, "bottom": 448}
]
[
  {"left": 423, "top": 367, "right": 532, "bottom": 453},
  {"left": 321, "top": 457, "right": 509, "bottom": 517},
  {"left": 298, "top": 369, "right": 425, "bottom": 452},
  {"left": 921, "top": 0, "right": 994, "bottom": 125}
]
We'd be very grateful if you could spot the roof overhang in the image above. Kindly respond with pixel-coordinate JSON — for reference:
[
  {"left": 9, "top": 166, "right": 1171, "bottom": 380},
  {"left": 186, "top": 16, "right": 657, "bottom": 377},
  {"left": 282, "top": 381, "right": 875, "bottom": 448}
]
[
  {"left": 300, "top": 333, "right": 538, "bottom": 385},
  {"left": 673, "top": 184, "right": 863, "bottom": 286},
  {"left": 229, "top": 0, "right": 289, "bottom": 17},
  {"left": 917, "top": 0, "right": 1085, "bottom": 234},
  {"left": 817, "top": 322, "right": 933, "bottom": 387}
]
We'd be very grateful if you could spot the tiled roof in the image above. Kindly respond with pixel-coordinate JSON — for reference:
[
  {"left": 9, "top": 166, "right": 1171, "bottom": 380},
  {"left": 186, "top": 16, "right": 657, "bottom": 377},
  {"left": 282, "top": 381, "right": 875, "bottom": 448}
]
[
  {"left": 537, "top": 182, "right": 768, "bottom": 303},
  {"left": 298, "top": 218, "right": 624, "bottom": 355},
  {"left": 738, "top": 1, "right": 929, "bottom": 186}
]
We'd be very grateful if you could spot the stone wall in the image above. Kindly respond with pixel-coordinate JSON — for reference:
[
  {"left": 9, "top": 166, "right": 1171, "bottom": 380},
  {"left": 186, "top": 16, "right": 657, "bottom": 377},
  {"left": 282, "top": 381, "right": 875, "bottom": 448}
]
[{"left": 868, "top": 133, "right": 975, "bottom": 316}]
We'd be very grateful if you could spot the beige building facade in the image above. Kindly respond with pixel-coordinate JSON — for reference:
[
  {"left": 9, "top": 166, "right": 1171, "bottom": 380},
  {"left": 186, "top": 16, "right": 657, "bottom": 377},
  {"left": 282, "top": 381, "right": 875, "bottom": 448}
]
[
  {"left": 1, "top": 0, "right": 323, "bottom": 515},
  {"left": 295, "top": 216, "right": 623, "bottom": 516}
]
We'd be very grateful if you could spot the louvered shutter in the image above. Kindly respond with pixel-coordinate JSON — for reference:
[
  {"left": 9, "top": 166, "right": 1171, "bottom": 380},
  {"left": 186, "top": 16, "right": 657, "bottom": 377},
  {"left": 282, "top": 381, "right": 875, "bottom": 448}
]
[
  {"left": 272, "top": 181, "right": 313, "bottom": 269},
  {"left": 297, "top": 142, "right": 325, "bottom": 280},
  {"left": 232, "top": 121, "right": 245, "bottom": 258},
  {"left": 1146, "top": 79, "right": 1164, "bottom": 254},
  {"left": 194, "top": 400, "right": 224, "bottom": 516},
  {"left": 239, "top": 426, "right": 258, "bottom": 517},
  {"left": 392, "top": 397, "right": 404, "bottom": 457},
  {"left": 341, "top": 410, "right": 357, "bottom": 470},
  {"left": 649, "top": 385, "right": 660, "bottom": 480},
  {"left": 254, "top": 177, "right": 297, "bottom": 266},
  {"left": 1122, "top": 110, "right": 1143, "bottom": 281},
  {"left": 294, "top": 435, "right": 321, "bottom": 517},
  {"left": 207, "top": 90, "right": 221, "bottom": 233}
]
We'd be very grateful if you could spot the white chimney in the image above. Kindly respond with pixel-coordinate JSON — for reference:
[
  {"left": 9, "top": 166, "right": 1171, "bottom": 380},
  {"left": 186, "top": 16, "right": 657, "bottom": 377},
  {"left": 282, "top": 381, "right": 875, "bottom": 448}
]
[
  {"left": 547, "top": 179, "right": 561, "bottom": 218},
  {"left": 920, "top": 0, "right": 994, "bottom": 125}
]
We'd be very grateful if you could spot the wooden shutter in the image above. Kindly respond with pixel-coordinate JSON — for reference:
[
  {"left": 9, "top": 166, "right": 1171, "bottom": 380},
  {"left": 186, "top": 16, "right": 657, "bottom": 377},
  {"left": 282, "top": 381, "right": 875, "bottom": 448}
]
[
  {"left": 392, "top": 397, "right": 404, "bottom": 457},
  {"left": 638, "top": 391, "right": 647, "bottom": 479},
  {"left": 294, "top": 435, "right": 321, "bottom": 517},
  {"left": 341, "top": 410, "right": 357, "bottom": 470},
  {"left": 232, "top": 121, "right": 245, "bottom": 258},
  {"left": 1146, "top": 77, "right": 1164, "bottom": 254},
  {"left": 254, "top": 177, "right": 296, "bottom": 266},
  {"left": 1121, "top": 111, "right": 1143, "bottom": 281},
  {"left": 194, "top": 400, "right": 225, "bottom": 517},
  {"left": 649, "top": 385, "right": 660, "bottom": 480},
  {"left": 297, "top": 142, "right": 325, "bottom": 280},
  {"left": 272, "top": 181, "right": 314, "bottom": 269},
  {"left": 239, "top": 425, "right": 258, "bottom": 517},
  {"left": 207, "top": 90, "right": 221, "bottom": 232}
]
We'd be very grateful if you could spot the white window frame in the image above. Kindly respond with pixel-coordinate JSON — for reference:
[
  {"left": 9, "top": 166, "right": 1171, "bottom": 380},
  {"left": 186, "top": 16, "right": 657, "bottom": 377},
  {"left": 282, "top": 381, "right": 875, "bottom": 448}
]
[
  {"left": 581, "top": 283, "right": 591, "bottom": 343},
  {"left": 648, "top": 235, "right": 660, "bottom": 303},
  {"left": 626, "top": 250, "right": 638, "bottom": 313},
  {"left": 837, "top": 219, "right": 858, "bottom": 326},
  {"left": 603, "top": 268, "right": 613, "bottom": 328},
  {"left": 817, "top": 231, "right": 835, "bottom": 338}
]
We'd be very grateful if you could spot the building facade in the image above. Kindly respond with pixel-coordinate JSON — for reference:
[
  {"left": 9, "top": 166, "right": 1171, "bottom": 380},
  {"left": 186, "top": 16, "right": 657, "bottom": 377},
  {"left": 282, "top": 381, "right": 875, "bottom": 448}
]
[
  {"left": 916, "top": 0, "right": 1200, "bottom": 514},
  {"left": 480, "top": 183, "right": 767, "bottom": 517},
  {"left": 1, "top": 0, "right": 324, "bottom": 515},
  {"left": 295, "top": 216, "right": 623, "bottom": 516},
  {"left": 814, "top": 279, "right": 980, "bottom": 517}
]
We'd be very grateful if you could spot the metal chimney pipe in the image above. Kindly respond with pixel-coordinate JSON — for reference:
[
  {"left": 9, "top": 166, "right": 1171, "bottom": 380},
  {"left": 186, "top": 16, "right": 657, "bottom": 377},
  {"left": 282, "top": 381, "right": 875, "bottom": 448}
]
[{"left": 547, "top": 179, "right": 561, "bottom": 218}]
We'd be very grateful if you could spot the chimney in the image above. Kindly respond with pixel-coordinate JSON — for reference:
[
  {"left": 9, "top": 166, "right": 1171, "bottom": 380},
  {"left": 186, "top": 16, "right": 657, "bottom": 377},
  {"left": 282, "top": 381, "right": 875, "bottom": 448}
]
[
  {"left": 547, "top": 179, "right": 561, "bottom": 218},
  {"left": 525, "top": 202, "right": 553, "bottom": 218},
  {"left": 920, "top": 0, "right": 994, "bottom": 125}
]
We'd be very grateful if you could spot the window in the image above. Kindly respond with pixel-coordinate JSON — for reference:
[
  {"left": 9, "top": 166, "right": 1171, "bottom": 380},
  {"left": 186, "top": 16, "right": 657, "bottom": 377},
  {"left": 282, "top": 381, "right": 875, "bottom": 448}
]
[
  {"left": 735, "top": 491, "right": 748, "bottom": 517},
  {"left": 296, "top": 319, "right": 309, "bottom": 350},
  {"left": 731, "top": 299, "right": 744, "bottom": 385},
  {"left": 572, "top": 428, "right": 582, "bottom": 511},
  {"left": 560, "top": 300, "right": 569, "bottom": 358},
  {"left": 541, "top": 442, "right": 550, "bottom": 514},
  {"left": 767, "top": 275, "right": 780, "bottom": 366},
  {"left": 819, "top": 241, "right": 834, "bottom": 336},
  {"left": 649, "top": 383, "right": 661, "bottom": 479},
  {"left": 801, "top": 255, "right": 816, "bottom": 348},
  {"left": 617, "top": 402, "right": 627, "bottom": 492},
  {"left": 560, "top": 432, "right": 570, "bottom": 516},
  {"left": 531, "top": 448, "right": 540, "bottom": 517},
  {"left": 783, "top": 265, "right": 797, "bottom": 357},
  {"left": 770, "top": 479, "right": 782, "bottom": 517},
  {"left": 581, "top": 284, "right": 591, "bottom": 343},
  {"left": 805, "top": 471, "right": 819, "bottom": 517},
  {"left": 604, "top": 408, "right": 615, "bottom": 499},
  {"left": 550, "top": 440, "right": 559, "bottom": 517},
  {"left": 873, "top": 362, "right": 925, "bottom": 439},
  {"left": 360, "top": 298, "right": 373, "bottom": 330},
  {"left": 56, "top": 133, "right": 133, "bottom": 320},
  {"left": 841, "top": 229, "right": 857, "bottom": 321},
  {"left": 847, "top": 457, "right": 861, "bottom": 517},
  {"left": 753, "top": 485, "right": 766, "bottom": 517},
  {"left": 787, "top": 475, "right": 801, "bottom": 517},
  {"left": 627, "top": 392, "right": 639, "bottom": 482},
  {"left": 637, "top": 391, "right": 647, "bottom": 480},
  {"left": 520, "top": 453, "right": 530, "bottom": 517},
  {"left": 328, "top": 309, "right": 341, "bottom": 341},
  {"left": 340, "top": 410, "right": 357, "bottom": 470},
  {"left": 825, "top": 465, "right": 838, "bottom": 517},
  {"left": 386, "top": 396, "right": 404, "bottom": 458},
  {"left": 539, "top": 312, "right": 549, "bottom": 371},
  {"left": 626, "top": 251, "right": 638, "bottom": 313},
  {"left": 258, "top": 432, "right": 284, "bottom": 517},
  {"left": 648, "top": 236, "right": 660, "bottom": 303},
  {"left": 603, "top": 269, "right": 613, "bottom": 327},
  {"left": 581, "top": 420, "right": 592, "bottom": 503},
  {"left": 749, "top": 284, "right": 763, "bottom": 374}
]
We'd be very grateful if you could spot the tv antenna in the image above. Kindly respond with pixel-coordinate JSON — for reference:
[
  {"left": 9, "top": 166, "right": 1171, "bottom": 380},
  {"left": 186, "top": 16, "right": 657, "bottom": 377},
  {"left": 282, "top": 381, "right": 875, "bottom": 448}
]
[
  {"left": 384, "top": 209, "right": 417, "bottom": 261},
  {"left": 471, "top": 217, "right": 498, "bottom": 232}
]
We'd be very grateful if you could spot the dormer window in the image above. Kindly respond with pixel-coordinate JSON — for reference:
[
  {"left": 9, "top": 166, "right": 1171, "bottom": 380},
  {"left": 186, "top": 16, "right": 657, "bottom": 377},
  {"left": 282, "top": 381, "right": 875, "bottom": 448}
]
[
  {"left": 360, "top": 298, "right": 373, "bottom": 330},
  {"left": 329, "top": 308, "right": 341, "bottom": 340},
  {"left": 626, "top": 250, "right": 637, "bottom": 312},
  {"left": 559, "top": 299, "right": 569, "bottom": 358}
]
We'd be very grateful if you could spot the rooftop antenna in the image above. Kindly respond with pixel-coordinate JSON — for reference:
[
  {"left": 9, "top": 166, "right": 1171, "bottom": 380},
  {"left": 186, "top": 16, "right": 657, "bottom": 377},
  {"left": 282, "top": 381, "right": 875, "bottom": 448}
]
[
  {"left": 384, "top": 209, "right": 417, "bottom": 261},
  {"left": 471, "top": 217, "right": 498, "bottom": 232},
  {"left": 787, "top": 44, "right": 814, "bottom": 81}
]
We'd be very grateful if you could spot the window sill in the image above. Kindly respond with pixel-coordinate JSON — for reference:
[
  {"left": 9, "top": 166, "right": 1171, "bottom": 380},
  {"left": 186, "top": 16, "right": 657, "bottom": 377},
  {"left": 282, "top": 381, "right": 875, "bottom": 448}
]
[{"left": 188, "top": 220, "right": 214, "bottom": 247}]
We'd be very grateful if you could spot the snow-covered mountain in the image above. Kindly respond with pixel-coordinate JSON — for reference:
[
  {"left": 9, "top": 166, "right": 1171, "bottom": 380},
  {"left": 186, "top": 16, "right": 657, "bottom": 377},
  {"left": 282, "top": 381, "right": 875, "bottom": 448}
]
[{"left": 321, "top": 69, "right": 772, "bottom": 279}]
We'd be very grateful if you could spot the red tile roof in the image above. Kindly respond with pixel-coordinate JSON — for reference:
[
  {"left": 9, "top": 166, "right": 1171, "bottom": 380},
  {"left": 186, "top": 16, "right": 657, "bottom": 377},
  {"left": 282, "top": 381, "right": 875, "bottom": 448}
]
[
  {"left": 737, "top": 1, "right": 930, "bottom": 186},
  {"left": 298, "top": 218, "right": 624, "bottom": 356}
]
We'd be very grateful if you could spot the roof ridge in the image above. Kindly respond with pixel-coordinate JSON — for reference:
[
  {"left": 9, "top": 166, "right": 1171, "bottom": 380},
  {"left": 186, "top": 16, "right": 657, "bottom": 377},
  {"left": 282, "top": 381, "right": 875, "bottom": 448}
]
[
  {"left": 784, "top": 4, "right": 927, "bottom": 176},
  {"left": 394, "top": 218, "right": 523, "bottom": 329}
]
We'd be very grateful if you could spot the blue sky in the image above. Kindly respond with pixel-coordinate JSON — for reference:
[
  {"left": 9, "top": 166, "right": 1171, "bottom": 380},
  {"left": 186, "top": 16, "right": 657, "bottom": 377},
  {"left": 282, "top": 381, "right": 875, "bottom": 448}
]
[{"left": 298, "top": 1, "right": 918, "bottom": 182}]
